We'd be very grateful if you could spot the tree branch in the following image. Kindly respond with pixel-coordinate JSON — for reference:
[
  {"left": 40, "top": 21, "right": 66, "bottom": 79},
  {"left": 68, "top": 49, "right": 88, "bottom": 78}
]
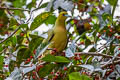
[
  {"left": 101, "top": 60, "right": 120, "bottom": 68},
  {"left": 74, "top": 52, "right": 120, "bottom": 59},
  {"left": 38, "top": 0, "right": 43, "bottom": 7},
  {"left": 32, "top": 0, "right": 44, "bottom": 12},
  {"left": 113, "top": 44, "right": 120, "bottom": 46},
  {"left": 0, "top": 27, "right": 20, "bottom": 44},
  {"left": 0, "top": 7, "right": 30, "bottom": 12}
]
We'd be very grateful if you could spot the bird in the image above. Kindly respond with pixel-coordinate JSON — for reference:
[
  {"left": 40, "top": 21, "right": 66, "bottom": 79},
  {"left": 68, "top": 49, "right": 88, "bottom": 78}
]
[{"left": 41, "top": 11, "right": 69, "bottom": 57}]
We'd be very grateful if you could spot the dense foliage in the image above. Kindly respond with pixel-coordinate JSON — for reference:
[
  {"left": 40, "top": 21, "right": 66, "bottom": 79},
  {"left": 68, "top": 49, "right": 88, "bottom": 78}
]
[{"left": 0, "top": 0, "right": 120, "bottom": 80}]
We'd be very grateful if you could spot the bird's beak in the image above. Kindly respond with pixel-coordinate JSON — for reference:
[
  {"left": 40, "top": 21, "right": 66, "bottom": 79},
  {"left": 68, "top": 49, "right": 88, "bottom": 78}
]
[{"left": 64, "top": 14, "right": 71, "bottom": 17}]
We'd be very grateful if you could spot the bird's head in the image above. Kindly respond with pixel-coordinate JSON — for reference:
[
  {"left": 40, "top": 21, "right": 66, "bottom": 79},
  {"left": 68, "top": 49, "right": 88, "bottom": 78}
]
[{"left": 58, "top": 11, "right": 70, "bottom": 21}]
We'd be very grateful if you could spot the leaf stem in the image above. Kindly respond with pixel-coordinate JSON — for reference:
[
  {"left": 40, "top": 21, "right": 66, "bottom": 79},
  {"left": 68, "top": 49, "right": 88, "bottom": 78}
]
[
  {"left": 0, "top": 7, "right": 30, "bottom": 12},
  {"left": 0, "top": 27, "right": 20, "bottom": 44}
]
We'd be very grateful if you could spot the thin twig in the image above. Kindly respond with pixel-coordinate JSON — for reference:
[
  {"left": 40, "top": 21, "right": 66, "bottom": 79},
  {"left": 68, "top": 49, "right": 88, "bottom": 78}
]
[
  {"left": 0, "top": 7, "right": 30, "bottom": 12},
  {"left": 74, "top": 52, "right": 120, "bottom": 59},
  {"left": 113, "top": 60, "right": 120, "bottom": 75},
  {"left": 26, "top": 0, "right": 44, "bottom": 23},
  {"left": 31, "top": 0, "right": 44, "bottom": 12},
  {"left": 101, "top": 60, "right": 120, "bottom": 68},
  {"left": 0, "top": 27, "right": 20, "bottom": 44},
  {"left": 0, "top": 48, "right": 7, "bottom": 54},
  {"left": 26, "top": 11, "right": 33, "bottom": 23},
  {"left": 113, "top": 44, "right": 120, "bottom": 46},
  {"left": 38, "top": 0, "right": 43, "bottom": 8}
]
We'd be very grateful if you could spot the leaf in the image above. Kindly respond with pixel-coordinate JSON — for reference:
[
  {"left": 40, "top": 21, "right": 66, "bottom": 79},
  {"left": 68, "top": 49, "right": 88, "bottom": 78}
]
[
  {"left": 17, "top": 35, "right": 24, "bottom": 44},
  {"left": 110, "top": 40, "right": 115, "bottom": 55},
  {"left": 102, "top": 13, "right": 112, "bottom": 22},
  {"left": 42, "top": 54, "right": 70, "bottom": 63},
  {"left": 13, "top": 0, "right": 26, "bottom": 8},
  {"left": 14, "top": 10, "right": 25, "bottom": 18},
  {"left": 19, "top": 24, "right": 28, "bottom": 28},
  {"left": 89, "top": 47, "right": 96, "bottom": 52},
  {"left": 69, "top": 72, "right": 92, "bottom": 80},
  {"left": 55, "top": 56, "right": 70, "bottom": 63},
  {"left": 12, "top": 36, "right": 17, "bottom": 46},
  {"left": 35, "top": 42, "right": 50, "bottom": 59},
  {"left": 45, "top": 15, "right": 56, "bottom": 25},
  {"left": 9, "top": 60, "right": 16, "bottom": 72},
  {"left": 79, "top": 65, "right": 94, "bottom": 71},
  {"left": 29, "top": 34, "right": 41, "bottom": 39},
  {"left": 0, "top": 56, "right": 4, "bottom": 70},
  {"left": 29, "top": 36, "right": 44, "bottom": 51},
  {"left": 9, "top": 18, "right": 18, "bottom": 27},
  {"left": 85, "top": 38, "right": 91, "bottom": 48},
  {"left": 107, "top": 0, "right": 116, "bottom": 6},
  {"left": 27, "top": 0, "right": 36, "bottom": 9},
  {"left": 54, "top": 0, "right": 74, "bottom": 11},
  {"left": 17, "top": 48, "right": 27, "bottom": 66},
  {"left": 39, "top": 2, "right": 49, "bottom": 9},
  {"left": 117, "top": 77, "right": 120, "bottom": 80},
  {"left": 65, "top": 41, "right": 76, "bottom": 58},
  {"left": 30, "top": 12, "right": 51, "bottom": 30},
  {"left": 115, "top": 65, "right": 120, "bottom": 74},
  {"left": 17, "top": 48, "right": 32, "bottom": 67},
  {"left": 7, "top": 68, "right": 23, "bottom": 80},
  {"left": 23, "top": 65, "right": 36, "bottom": 74},
  {"left": 0, "top": 44, "right": 3, "bottom": 52},
  {"left": 38, "top": 64, "right": 56, "bottom": 77}
]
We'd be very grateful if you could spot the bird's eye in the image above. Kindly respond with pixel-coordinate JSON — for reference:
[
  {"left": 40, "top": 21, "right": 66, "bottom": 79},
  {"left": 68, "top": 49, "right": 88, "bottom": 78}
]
[{"left": 63, "top": 14, "right": 65, "bottom": 16}]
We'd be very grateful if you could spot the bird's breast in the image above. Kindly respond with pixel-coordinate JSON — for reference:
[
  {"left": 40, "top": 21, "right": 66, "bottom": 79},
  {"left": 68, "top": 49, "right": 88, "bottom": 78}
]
[{"left": 51, "top": 27, "right": 67, "bottom": 52}]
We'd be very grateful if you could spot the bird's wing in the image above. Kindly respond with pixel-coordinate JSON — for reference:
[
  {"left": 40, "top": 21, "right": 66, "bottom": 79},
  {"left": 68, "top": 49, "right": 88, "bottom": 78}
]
[
  {"left": 42, "top": 29, "right": 55, "bottom": 43},
  {"left": 40, "top": 29, "right": 55, "bottom": 57}
]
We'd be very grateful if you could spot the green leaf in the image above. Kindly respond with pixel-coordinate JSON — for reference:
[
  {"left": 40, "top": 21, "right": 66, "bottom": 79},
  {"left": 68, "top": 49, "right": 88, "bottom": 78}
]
[
  {"left": 29, "top": 34, "right": 43, "bottom": 39},
  {"left": 0, "top": 44, "right": 3, "bottom": 52},
  {"left": 13, "top": 0, "right": 26, "bottom": 17},
  {"left": 102, "top": 13, "right": 112, "bottom": 23},
  {"left": 101, "top": 0, "right": 104, "bottom": 3},
  {"left": 42, "top": 54, "right": 70, "bottom": 63},
  {"left": 55, "top": 56, "right": 70, "bottom": 63},
  {"left": 13, "top": 0, "right": 26, "bottom": 8},
  {"left": 89, "top": 47, "right": 96, "bottom": 52},
  {"left": 17, "top": 48, "right": 32, "bottom": 67},
  {"left": 9, "top": 18, "right": 18, "bottom": 27},
  {"left": 17, "top": 48, "right": 27, "bottom": 66},
  {"left": 69, "top": 72, "right": 92, "bottom": 80},
  {"left": 12, "top": 36, "right": 17, "bottom": 46},
  {"left": 19, "top": 24, "right": 28, "bottom": 28},
  {"left": 27, "top": 0, "right": 36, "bottom": 9},
  {"left": 30, "top": 12, "right": 51, "bottom": 30},
  {"left": 107, "top": 0, "right": 116, "bottom": 6},
  {"left": 72, "top": 0, "right": 79, "bottom": 2},
  {"left": 42, "top": 54, "right": 56, "bottom": 62},
  {"left": 38, "top": 2, "right": 49, "bottom": 9},
  {"left": 0, "top": 56, "right": 4, "bottom": 70},
  {"left": 112, "top": 0, "right": 118, "bottom": 18},
  {"left": 14, "top": 10, "right": 25, "bottom": 18},
  {"left": 17, "top": 35, "right": 24, "bottom": 44},
  {"left": 85, "top": 38, "right": 91, "bottom": 48},
  {"left": 9, "top": 60, "right": 16, "bottom": 72},
  {"left": 117, "top": 77, "right": 120, "bottom": 80},
  {"left": 45, "top": 15, "right": 56, "bottom": 25},
  {"left": 38, "top": 64, "right": 56, "bottom": 77},
  {"left": 29, "top": 36, "right": 44, "bottom": 51}
]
